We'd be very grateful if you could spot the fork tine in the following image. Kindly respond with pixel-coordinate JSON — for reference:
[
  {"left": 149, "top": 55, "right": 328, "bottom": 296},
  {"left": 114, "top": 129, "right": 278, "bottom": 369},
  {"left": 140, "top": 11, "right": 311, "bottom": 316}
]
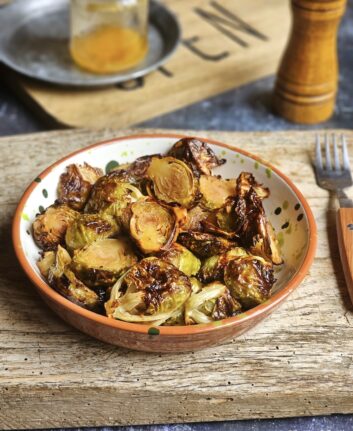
[
  {"left": 315, "top": 134, "right": 323, "bottom": 170},
  {"left": 342, "top": 135, "right": 350, "bottom": 171},
  {"left": 325, "top": 133, "right": 332, "bottom": 170},
  {"left": 333, "top": 134, "right": 341, "bottom": 171}
]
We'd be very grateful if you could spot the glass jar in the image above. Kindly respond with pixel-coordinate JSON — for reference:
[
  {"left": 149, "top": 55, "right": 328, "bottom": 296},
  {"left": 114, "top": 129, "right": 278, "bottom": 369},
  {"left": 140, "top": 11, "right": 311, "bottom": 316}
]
[{"left": 70, "top": 0, "right": 149, "bottom": 74}]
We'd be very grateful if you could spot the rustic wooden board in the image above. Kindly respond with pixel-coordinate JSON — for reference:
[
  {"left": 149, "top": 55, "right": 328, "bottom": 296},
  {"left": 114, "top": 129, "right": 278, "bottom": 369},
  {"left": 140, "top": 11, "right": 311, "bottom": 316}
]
[
  {"left": 3, "top": 0, "right": 291, "bottom": 129},
  {"left": 1, "top": 128, "right": 353, "bottom": 430}
]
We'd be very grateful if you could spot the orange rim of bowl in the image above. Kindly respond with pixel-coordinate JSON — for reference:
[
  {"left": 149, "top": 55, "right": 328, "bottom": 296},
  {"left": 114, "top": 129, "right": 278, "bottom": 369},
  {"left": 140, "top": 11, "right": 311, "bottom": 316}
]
[{"left": 12, "top": 133, "right": 317, "bottom": 336}]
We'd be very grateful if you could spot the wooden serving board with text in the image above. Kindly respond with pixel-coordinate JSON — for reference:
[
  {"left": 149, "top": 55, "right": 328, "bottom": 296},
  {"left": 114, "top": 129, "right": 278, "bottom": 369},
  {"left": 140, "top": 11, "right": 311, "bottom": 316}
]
[
  {"left": 3, "top": 0, "right": 291, "bottom": 129},
  {"left": 1, "top": 128, "right": 353, "bottom": 429}
]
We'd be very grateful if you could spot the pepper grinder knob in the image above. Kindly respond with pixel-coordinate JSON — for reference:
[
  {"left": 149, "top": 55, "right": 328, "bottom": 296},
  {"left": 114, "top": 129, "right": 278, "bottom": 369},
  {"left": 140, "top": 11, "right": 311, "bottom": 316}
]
[{"left": 273, "top": 0, "right": 347, "bottom": 124}]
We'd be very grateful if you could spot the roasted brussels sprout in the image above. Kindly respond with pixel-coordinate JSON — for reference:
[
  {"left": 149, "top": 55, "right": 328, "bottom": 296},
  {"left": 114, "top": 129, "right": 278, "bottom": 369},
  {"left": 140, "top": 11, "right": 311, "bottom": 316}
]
[
  {"left": 178, "top": 231, "right": 234, "bottom": 258},
  {"left": 236, "top": 172, "right": 269, "bottom": 199},
  {"left": 158, "top": 243, "right": 201, "bottom": 276},
  {"left": 224, "top": 255, "right": 275, "bottom": 309},
  {"left": 147, "top": 157, "right": 198, "bottom": 208},
  {"left": 167, "top": 137, "right": 225, "bottom": 176},
  {"left": 121, "top": 155, "right": 155, "bottom": 180},
  {"left": 45, "top": 245, "right": 100, "bottom": 310},
  {"left": 65, "top": 213, "right": 119, "bottom": 251},
  {"left": 57, "top": 163, "right": 103, "bottom": 210},
  {"left": 129, "top": 199, "right": 178, "bottom": 254},
  {"left": 199, "top": 175, "right": 236, "bottom": 209},
  {"left": 85, "top": 172, "right": 143, "bottom": 216},
  {"left": 72, "top": 238, "right": 138, "bottom": 287},
  {"left": 198, "top": 247, "right": 248, "bottom": 283},
  {"left": 105, "top": 257, "right": 192, "bottom": 324},
  {"left": 185, "top": 282, "right": 242, "bottom": 324},
  {"left": 56, "top": 269, "right": 100, "bottom": 310},
  {"left": 33, "top": 204, "right": 78, "bottom": 251}
]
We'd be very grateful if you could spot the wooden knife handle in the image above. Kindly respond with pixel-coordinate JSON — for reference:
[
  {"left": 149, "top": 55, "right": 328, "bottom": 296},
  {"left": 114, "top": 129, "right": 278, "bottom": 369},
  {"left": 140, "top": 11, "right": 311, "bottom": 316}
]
[
  {"left": 273, "top": 0, "right": 347, "bottom": 124},
  {"left": 337, "top": 208, "right": 353, "bottom": 304}
]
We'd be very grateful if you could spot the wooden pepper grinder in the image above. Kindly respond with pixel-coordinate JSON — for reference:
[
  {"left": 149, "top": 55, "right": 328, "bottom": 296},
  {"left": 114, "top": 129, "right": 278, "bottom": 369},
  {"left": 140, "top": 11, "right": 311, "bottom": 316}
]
[{"left": 273, "top": 0, "right": 347, "bottom": 124}]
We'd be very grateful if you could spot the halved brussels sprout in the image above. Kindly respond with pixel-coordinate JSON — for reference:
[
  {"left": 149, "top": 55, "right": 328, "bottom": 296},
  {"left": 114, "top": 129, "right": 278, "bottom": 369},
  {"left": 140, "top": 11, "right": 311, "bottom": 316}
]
[
  {"left": 198, "top": 247, "right": 248, "bottom": 283},
  {"left": 236, "top": 172, "right": 269, "bottom": 199},
  {"left": 129, "top": 199, "right": 177, "bottom": 254},
  {"left": 55, "top": 269, "right": 100, "bottom": 310},
  {"left": 224, "top": 255, "right": 275, "bottom": 309},
  {"left": 46, "top": 245, "right": 100, "bottom": 310},
  {"left": 199, "top": 175, "right": 236, "bottom": 209},
  {"left": 167, "top": 137, "right": 225, "bottom": 176},
  {"left": 147, "top": 157, "right": 198, "bottom": 208},
  {"left": 65, "top": 213, "right": 119, "bottom": 251},
  {"left": 185, "top": 282, "right": 242, "bottom": 325},
  {"left": 72, "top": 238, "right": 138, "bottom": 287},
  {"left": 182, "top": 205, "right": 210, "bottom": 231},
  {"left": 57, "top": 163, "right": 103, "bottom": 210},
  {"left": 158, "top": 243, "right": 201, "bottom": 276},
  {"left": 33, "top": 204, "right": 78, "bottom": 251},
  {"left": 178, "top": 231, "right": 234, "bottom": 258},
  {"left": 105, "top": 257, "right": 192, "bottom": 325},
  {"left": 85, "top": 172, "right": 143, "bottom": 216}
]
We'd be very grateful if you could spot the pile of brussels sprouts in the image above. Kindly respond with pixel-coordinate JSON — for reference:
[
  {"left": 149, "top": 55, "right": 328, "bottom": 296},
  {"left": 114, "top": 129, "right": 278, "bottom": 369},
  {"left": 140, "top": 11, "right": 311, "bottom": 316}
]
[{"left": 33, "top": 137, "right": 282, "bottom": 326}]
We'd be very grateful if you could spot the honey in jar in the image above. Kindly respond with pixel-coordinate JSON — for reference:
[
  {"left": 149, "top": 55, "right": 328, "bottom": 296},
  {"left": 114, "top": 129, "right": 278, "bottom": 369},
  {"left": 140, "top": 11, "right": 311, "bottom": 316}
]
[{"left": 70, "top": 0, "right": 149, "bottom": 74}]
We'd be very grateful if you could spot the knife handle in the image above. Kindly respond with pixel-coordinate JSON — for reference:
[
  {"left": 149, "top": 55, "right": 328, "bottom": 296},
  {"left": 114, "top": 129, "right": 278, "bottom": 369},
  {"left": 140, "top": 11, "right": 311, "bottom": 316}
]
[{"left": 337, "top": 208, "right": 353, "bottom": 304}]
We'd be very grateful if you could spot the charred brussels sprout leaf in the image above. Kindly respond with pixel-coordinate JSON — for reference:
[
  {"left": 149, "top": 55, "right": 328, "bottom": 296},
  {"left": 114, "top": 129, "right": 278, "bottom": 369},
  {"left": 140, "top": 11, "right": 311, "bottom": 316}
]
[
  {"left": 65, "top": 213, "right": 119, "bottom": 251},
  {"left": 159, "top": 243, "right": 201, "bottom": 276},
  {"left": 129, "top": 199, "right": 177, "bottom": 254},
  {"left": 37, "top": 251, "right": 56, "bottom": 278},
  {"left": 167, "top": 137, "right": 225, "bottom": 176},
  {"left": 190, "top": 277, "right": 203, "bottom": 293},
  {"left": 72, "top": 238, "right": 138, "bottom": 287},
  {"left": 237, "top": 172, "right": 269, "bottom": 199},
  {"left": 147, "top": 157, "right": 198, "bottom": 208},
  {"left": 183, "top": 205, "right": 210, "bottom": 231},
  {"left": 185, "top": 282, "right": 242, "bottom": 325},
  {"left": 57, "top": 163, "right": 103, "bottom": 210},
  {"left": 224, "top": 255, "right": 275, "bottom": 309},
  {"left": 33, "top": 204, "right": 78, "bottom": 251},
  {"left": 233, "top": 189, "right": 282, "bottom": 264},
  {"left": 85, "top": 172, "right": 143, "bottom": 217},
  {"left": 105, "top": 258, "right": 192, "bottom": 325},
  {"left": 199, "top": 247, "right": 248, "bottom": 283},
  {"left": 199, "top": 175, "right": 236, "bottom": 209},
  {"left": 178, "top": 231, "right": 234, "bottom": 258}
]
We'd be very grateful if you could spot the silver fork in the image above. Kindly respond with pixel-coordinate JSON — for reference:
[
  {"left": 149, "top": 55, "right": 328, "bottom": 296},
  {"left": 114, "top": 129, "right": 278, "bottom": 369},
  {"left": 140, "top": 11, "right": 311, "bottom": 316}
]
[{"left": 315, "top": 133, "right": 353, "bottom": 303}]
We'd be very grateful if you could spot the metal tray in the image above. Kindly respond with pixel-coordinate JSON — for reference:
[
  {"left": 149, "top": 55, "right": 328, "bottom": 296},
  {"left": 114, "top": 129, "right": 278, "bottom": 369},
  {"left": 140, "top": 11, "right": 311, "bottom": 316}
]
[{"left": 0, "top": 0, "right": 180, "bottom": 87}]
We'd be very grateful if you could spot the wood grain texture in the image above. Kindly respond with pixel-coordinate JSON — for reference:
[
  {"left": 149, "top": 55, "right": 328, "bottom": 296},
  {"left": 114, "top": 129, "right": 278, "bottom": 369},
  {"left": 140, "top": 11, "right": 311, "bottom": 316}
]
[
  {"left": 273, "top": 0, "right": 347, "bottom": 124},
  {"left": 337, "top": 208, "right": 353, "bottom": 304},
  {"left": 3, "top": 0, "right": 291, "bottom": 129},
  {"left": 1, "top": 128, "right": 353, "bottom": 429}
]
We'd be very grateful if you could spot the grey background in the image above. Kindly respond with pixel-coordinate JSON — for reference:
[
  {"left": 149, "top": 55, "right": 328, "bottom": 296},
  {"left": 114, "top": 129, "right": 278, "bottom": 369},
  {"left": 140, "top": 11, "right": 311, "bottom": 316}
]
[{"left": 0, "top": 1, "right": 352, "bottom": 430}]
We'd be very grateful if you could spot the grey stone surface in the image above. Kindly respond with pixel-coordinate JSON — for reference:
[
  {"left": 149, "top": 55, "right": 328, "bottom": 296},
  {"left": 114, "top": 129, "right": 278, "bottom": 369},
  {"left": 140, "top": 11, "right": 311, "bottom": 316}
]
[{"left": 0, "top": 1, "right": 352, "bottom": 431}]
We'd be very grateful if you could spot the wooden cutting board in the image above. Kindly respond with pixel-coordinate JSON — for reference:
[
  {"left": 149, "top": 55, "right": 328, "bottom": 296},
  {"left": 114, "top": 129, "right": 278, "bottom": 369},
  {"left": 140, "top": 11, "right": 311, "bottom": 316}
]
[
  {"left": 1, "top": 128, "right": 353, "bottom": 430},
  {"left": 3, "top": 0, "right": 291, "bottom": 129}
]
